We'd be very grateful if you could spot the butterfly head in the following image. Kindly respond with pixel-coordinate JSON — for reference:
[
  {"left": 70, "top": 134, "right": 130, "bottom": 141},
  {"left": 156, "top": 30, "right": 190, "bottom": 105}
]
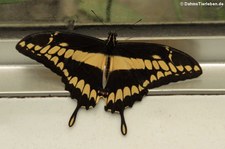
[{"left": 106, "top": 32, "right": 117, "bottom": 48}]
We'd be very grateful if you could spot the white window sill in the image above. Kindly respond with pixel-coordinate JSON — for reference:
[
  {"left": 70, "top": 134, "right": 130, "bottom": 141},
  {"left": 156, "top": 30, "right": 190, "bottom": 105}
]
[{"left": 1, "top": 95, "right": 225, "bottom": 149}]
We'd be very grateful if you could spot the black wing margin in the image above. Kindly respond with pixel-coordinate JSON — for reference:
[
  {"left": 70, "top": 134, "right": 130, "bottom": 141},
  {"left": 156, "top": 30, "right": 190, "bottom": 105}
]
[{"left": 16, "top": 31, "right": 106, "bottom": 126}]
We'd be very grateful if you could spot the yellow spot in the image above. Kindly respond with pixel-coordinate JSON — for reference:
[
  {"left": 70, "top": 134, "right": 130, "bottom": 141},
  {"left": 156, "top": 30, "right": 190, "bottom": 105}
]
[
  {"left": 107, "top": 92, "right": 115, "bottom": 103},
  {"left": 168, "top": 62, "right": 177, "bottom": 73},
  {"left": 69, "top": 116, "right": 75, "bottom": 127},
  {"left": 194, "top": 65, "right": 200, "bottom": 71},
  {"left": 131, "top": 86, "right": 139, "bottom": 95},
  {"left": 54, "top": 32, "right": 59, "bottom": 36},
  {"left": 58, "top": 48, "right": 66, "bottom": 56},
  {"left": 150, "top": 75, "right": 157, "bottom": 82},
  {"left": 69, "top": 77, "right": 78, "bottom": 86},
  {"left": 48, "top": 46, "right": 61, "bottom": 54},
  {"left": 90, "top": 90, "right": 97, "bottom": 101},
  {"left": 185, "top": 65, "right": 192, "bottom": 72},
  {"left": 67, "top": 76, "right": 72, "bottom": 80},
  {"left": 169, "top": 53, "right": 173, "bottom": 61},
  {"left": 76, "top": 80, "right": 85, "bottom": 92},
  {"left": 142, "top": 80, "right": 149, "bottom": 87},
  {"left": 122, "top": 123, "right": 127, "bottom": 135},
  {"left": 152, "top": 55, "right": 161, "bottom": 59},
  {"left": 64, "top": 49, "right": 74, "bottom": 58},
  {"left": 34, "top": 45, "right": 42, "bottom": 51},
  {"left": 164, "top": 71, "right": 172, "bottom": 76},
  {"left": 72, "top": 50, "right": 86, "bottom": 61},
  {"left": 19, "top": 41, "right": 25, "bottom": 47},
  {"left": 57, "top": 62, "right": 64, "bottom": 70},
  {"left": 177, "top": 65, "right": 184, "bottom": 71},
  {"left": 82, "top": 84, "right": 90, "bottom": 98},
  {"left": 48, "top": 37, "right": 53, "bottom": 44},
  {"left": 138, "top": 85, "right": 144, "bottom": 91},
  {"left": 59, "top": 42, "right": 69, "bottom": 47},
  {"left": 158, "top": 60, "right": 169, "bottom": 71},
  {"left": 96, "top": 96, "right": 101, "bottom": 103},
  {"left": 123, "top": 87, "right": 131, "bottom": 98},
  {"left": 144, "top": 60, "right": 152, "bottom": 70},
  {"left": 111, "top": 56, "right": 133, "bottom": 70},
  {"left": 131, "top": 58, "right": 145, "bottom": 69},
  {"left": 40, "top": 45, "right": 51, "bottom": 54},
  {"left": 63, "top": 69, "right": 69, "bottom": 77},
  {"left": 116, "top": 89, "right": 123, "bottom": 101},
  {"left": 73, "top": 51, "right": 105, "bottom": 70},
  {"left": 165, "top": 46, "right": 170, "bottom": 51},
  {"left": 44, "top": 54, "right": 52, "bottom": 60},
  {"left": 51, "top": 56, "right": 59, "bottom": 65},
  {"left": 27, "top": 43, "right": 34, "bottom": 49},
  {"left": 157, "top": 71, "right": 164, "bottom": 79},
  {"left": 152, "top": 60, "right": 160, "bottom": 70}
]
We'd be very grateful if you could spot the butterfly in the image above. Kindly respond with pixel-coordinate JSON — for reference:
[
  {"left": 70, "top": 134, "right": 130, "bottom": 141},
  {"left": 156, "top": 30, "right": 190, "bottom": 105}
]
[{"left": 16, "top": 31, "right": 202, "bottom": 135}]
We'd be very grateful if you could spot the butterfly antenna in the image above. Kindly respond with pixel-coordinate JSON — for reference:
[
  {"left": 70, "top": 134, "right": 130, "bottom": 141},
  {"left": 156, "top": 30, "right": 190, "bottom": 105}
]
[
  {"left": 120, "top": 110, "right": 127, "bottom": 135},
  {"left": 115, "top": 19, "right": 142, "bottom": 35},
  {"left": 68, "top": 103, "right": 81, "bottom": 127},
  {"left": 106, "top": 0, "right": 113, "bottom": 22},
  {"left": 91, "top": 10, "right": 105, "bottom": 25},
  {"left": 134, "top": 19, "right": 142, "bottom": 25}
]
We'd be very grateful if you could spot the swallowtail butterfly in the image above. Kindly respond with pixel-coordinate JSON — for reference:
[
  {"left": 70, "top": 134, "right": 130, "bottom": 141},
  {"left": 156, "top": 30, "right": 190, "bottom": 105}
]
[{"left": 16, "top": 31, "right": 202, "bottom": 135}]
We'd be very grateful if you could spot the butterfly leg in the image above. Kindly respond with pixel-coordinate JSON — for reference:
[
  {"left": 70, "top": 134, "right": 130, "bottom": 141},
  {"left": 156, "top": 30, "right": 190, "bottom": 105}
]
[{"left": 68, "top": 102, "right": 81, "bottom": 127}]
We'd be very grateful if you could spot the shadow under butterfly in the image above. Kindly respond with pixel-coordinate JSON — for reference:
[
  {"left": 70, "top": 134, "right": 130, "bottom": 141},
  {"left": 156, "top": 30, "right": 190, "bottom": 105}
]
[{"left": 16, "top": 31, "right": 202, "bottom": 135}]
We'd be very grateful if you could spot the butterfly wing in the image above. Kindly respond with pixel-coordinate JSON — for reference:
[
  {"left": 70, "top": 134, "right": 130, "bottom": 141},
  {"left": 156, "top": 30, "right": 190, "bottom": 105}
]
[
  {"left": 105, "top": 43, "right": 202, "bottom": 135},
  {"left": 16, "top": 31, "right": 106, "bottom": 126}
]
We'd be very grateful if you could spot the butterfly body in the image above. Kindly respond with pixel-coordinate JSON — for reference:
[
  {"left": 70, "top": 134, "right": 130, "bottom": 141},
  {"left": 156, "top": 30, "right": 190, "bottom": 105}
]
[{"left": 16, "top": 31, "right": 202, "bottom": 135}]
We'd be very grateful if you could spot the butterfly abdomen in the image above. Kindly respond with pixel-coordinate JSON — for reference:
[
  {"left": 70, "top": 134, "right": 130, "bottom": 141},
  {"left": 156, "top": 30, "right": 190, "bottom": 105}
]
[{"left": 105, "top": 56, "right": 111, "bottom": 81}]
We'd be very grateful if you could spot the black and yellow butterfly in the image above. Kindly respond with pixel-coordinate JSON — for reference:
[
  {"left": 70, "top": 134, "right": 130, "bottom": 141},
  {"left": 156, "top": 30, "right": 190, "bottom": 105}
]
[{"left": 16, "top": 31, "right": 202, "bottom": 135}]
